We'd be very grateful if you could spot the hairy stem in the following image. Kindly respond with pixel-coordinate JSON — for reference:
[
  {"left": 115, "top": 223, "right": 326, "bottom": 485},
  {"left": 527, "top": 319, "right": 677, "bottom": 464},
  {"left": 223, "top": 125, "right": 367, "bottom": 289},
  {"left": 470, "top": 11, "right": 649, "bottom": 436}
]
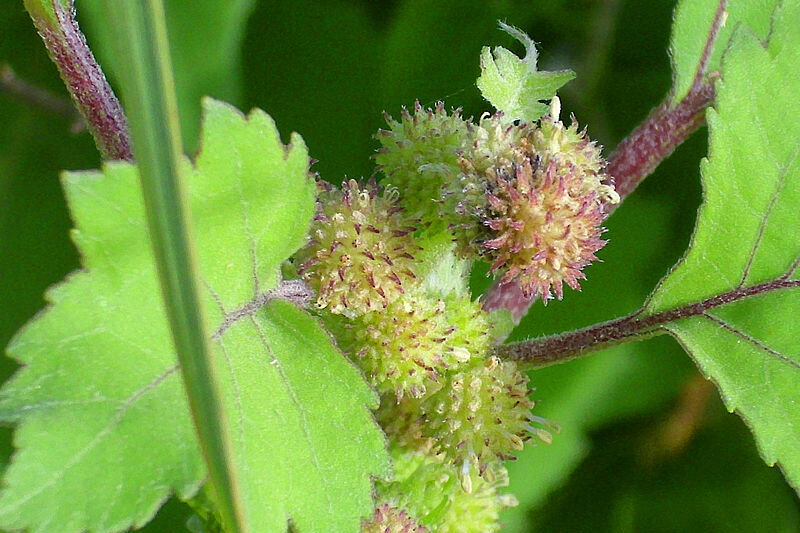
[
  {"left": 606, "top": 0, "right": 726, "bottom": 206},
  {"left": 603, "top": 80, "right": 715, "bottom": 213},
  {"left": 483, "top": 0, "right": 727, "bottom": 325},
  {"left": 24, "top": 0, "right": 132, "bottom": 160},
  {"left": 495, "top": 278, "right": 800, "bottom": 369}
]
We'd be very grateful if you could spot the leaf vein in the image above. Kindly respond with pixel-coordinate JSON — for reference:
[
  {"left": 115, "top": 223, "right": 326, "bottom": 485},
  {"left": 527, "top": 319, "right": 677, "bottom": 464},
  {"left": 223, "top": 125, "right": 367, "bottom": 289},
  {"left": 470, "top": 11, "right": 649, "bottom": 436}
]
[
  {"left": 1, "top": 365, "right": 180, "bottom": 512},
  {"left": 214, "top": 338, "right": 247, "bottom": 470},
  {"left": 782, "top": 254, "right": 800, "bottom": 280},
  {"left": 249, "top": 312, "right": 336, "bottom": 516},
  {"left": 738, "top": 141, "right": 800, "bottom": 287},
  {"left": 234, "top": 160, "right": 262, "bottom": 298},
  {"left": 701, "top": 312, "right": 800, "bottom": 371}
]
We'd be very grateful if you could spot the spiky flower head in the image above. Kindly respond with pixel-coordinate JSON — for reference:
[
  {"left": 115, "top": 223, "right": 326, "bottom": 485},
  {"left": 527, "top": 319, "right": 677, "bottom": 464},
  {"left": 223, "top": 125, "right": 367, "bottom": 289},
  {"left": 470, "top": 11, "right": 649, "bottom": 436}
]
[
  {"left": 419, "top": 356, "right": 555, "bottom": 489},
  {"left": 362, "top": 503, "right": 427, "bottom": 533},
  {"left": 441, "top": 471, "right": 517, "bottom": 533},
  {"left": 441, "top": 113, "right": 536, "bottom": 250},
  {"left": 375, "top": 101, "right": 472, "bottom": 225},
  {"left": 377, "top": 449, "right": 517, "bottom": 533},
  {"left": 531, "top": 97, "right": 609, "bottom": 176},
  {"left": 294, "top": 179, "right": 420, "bottom": 318},
  {"left": 456, "top": 101, "right": 619, "bottom": 300},
  {"left": 339, "top": 292, "right": 491, "bottom": 400},
  {"left": 340, "top": 293, "right": 453, "bottom": 399},
  {"left": 462, "top": 112, "right": 535, "bottom": 174}
]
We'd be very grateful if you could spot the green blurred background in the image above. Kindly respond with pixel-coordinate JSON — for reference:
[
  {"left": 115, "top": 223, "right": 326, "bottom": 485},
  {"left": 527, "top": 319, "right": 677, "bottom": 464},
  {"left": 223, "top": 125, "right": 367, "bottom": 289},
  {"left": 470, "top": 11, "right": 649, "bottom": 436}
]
[{"left": 1, "top": 1, "right": 798, "bottom": 531}]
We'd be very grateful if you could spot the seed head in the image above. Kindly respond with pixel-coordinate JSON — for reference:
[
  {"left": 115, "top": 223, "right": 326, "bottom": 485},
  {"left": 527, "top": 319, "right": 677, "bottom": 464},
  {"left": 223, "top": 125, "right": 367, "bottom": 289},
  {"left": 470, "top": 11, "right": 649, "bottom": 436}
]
[
  {"left": 460, "top": 112, "right": 535, "bottom": 174},
  {"left": 457, "top": 104, "right": 619, "bottom": 300},
  {"left": 375, "top": 102, "right": 471, "bottom": 226},
  {"left": 439, "top": 464, "right": 517, "bottom": 533},
  {"left": 441, "top": 113, "right": 534, "bottom": 248},
  {"left": 340, "top": 291, "right": 490, "bottom": 400},
  {"left": 419, "top": 357, "right": 554, "bottom": 486},
  {"left": 343, "top": 293, "right": 453, "bottom": 399},
  {"left": 444, "top": 294, "right": 491, "bottom": 364},
  {"left": 376, "top": 393, "right": 432, "bottom": 454},
  {"left": 377, "top": 449, "right": 517, "bottom": 533},
  {"left": 532, "top": 97, "right": 608, "bottom": 176},
  {"left": 295, "top": 179, "right": 420, "bottom": 318}
]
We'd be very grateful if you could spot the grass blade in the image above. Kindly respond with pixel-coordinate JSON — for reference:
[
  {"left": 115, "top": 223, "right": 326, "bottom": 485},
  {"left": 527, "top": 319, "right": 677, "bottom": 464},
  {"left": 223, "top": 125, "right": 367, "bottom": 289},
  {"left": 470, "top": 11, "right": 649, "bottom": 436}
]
[{"left": 105, "top": 1, "right": 246, "bottom": 531}]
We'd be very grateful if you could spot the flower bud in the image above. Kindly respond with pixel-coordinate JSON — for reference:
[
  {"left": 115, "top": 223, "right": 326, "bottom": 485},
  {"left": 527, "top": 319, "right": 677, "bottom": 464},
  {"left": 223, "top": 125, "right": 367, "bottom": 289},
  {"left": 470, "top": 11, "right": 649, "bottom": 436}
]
[
  {"left": 455, "top": 102, "right": 618, "bottom": 300},
  {"left": 377, "top": 449, "right": 516, "bottom": 533},
  {"left": 418, "top": 357, "right": 552, "bottom": 484},
  {"left": 339, "top": 292, "right": 490, "bottom": 400},
  {"left": 341, "top": 293, "right": 453, "bottom": 399},
  {"left": 294, "top": 179, "right": 420, "bottom": 318},
  {"left": 375, "top": 102, "right": 471, "bottom": 228}
]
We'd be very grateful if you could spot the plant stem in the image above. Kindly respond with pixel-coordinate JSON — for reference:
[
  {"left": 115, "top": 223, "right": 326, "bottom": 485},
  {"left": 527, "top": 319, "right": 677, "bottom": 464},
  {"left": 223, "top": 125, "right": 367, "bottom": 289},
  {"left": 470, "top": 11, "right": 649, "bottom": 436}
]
[
  {"left": 109, "top": 1, "right": 246, "bottom": 532},
  {"left": 23, "top": 0, "right": 131, "bottom": 160},
  {"left": 495, "top": 278, "right": 800, "bottom": 369},
  {"left": 603, "top": 80, "right": 715, "bottom": 213},
  {"left": 483, "top": 0, "right": 727, "bottom": 325},
  {"left": 0, "top": 63, "right": 83, "bottom": 129}
]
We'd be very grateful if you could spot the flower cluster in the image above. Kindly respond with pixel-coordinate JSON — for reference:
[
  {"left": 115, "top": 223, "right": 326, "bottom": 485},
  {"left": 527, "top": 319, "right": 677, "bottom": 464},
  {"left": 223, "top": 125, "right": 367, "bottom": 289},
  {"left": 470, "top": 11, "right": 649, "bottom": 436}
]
[
  {"left": 460, "top": 104, "right": 619, "bottom": 300},
  {"left": 375, "top": 448, "right": 517, "bottom": 533},
  {"left": 420, "top": 356, "right": 537, "bottom": 485},
  {"left": 379, "top": 98, "right": 619, "bottom": 301},
  {"left": 333, "top": 293, "right": 488, "bottom": 400},
  {"left": 292, "top": 92, "right": 614, "bottom": 530}
]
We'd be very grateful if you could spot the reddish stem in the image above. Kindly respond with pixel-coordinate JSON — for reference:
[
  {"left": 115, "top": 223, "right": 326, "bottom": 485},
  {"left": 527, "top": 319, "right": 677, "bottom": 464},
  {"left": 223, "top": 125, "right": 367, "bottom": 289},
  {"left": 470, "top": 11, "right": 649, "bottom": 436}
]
[
  {"left": 495, "top": 278, "right": 800, "bottom": 368},
  {"left": 604, "top": 80, "right": 715, "bottom": 212},
  {"left": 26, "top": 0, "right": 132, "bottom": 160}
]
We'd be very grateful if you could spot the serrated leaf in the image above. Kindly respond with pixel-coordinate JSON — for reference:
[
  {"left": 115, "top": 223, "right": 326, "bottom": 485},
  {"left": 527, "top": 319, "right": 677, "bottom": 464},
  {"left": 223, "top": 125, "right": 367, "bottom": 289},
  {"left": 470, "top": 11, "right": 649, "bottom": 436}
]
[
  {"left": 212, "top": 299, "right": 388, "bottom": 533},
  {"left": 530, "top": 394, "right": 800, "bottom": 533},
  {"left": 0, "top": 99, "right": 389, "bottom": 533},
  {"left": 477, "top": 22, "right": 574, "bottom": 123},
  {"left": 669, "top": 0, "right": 778, "bottom": 102},
  {"left": 648, "top": 0, "right": 800, "bottom": 494}
]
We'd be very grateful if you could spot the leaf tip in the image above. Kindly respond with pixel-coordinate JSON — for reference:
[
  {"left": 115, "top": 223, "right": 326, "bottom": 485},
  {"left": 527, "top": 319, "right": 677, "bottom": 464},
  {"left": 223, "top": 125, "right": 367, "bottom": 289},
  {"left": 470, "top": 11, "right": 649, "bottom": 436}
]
[{"left": 497, "top": 20, "right": 538, "bottom": 69}]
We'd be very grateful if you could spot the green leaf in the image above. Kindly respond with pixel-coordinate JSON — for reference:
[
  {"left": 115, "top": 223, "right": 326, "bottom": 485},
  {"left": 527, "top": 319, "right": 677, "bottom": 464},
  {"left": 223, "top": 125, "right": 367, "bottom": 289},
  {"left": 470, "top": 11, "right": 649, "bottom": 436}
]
[
  {"left": 649, "top": 0, "right": 800, "bottom": 494},
  {"left": 213, "top": 299, "right": 388, "bottom": 533},
  {"left": 476, "top": 22, "right": 574, "bottom": 122},
  {"left": 0, "top": 99, "right": 389, "bottom": 533},
  {"left": 669, "top": 0, "right": 778, "bottom": 102}
]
